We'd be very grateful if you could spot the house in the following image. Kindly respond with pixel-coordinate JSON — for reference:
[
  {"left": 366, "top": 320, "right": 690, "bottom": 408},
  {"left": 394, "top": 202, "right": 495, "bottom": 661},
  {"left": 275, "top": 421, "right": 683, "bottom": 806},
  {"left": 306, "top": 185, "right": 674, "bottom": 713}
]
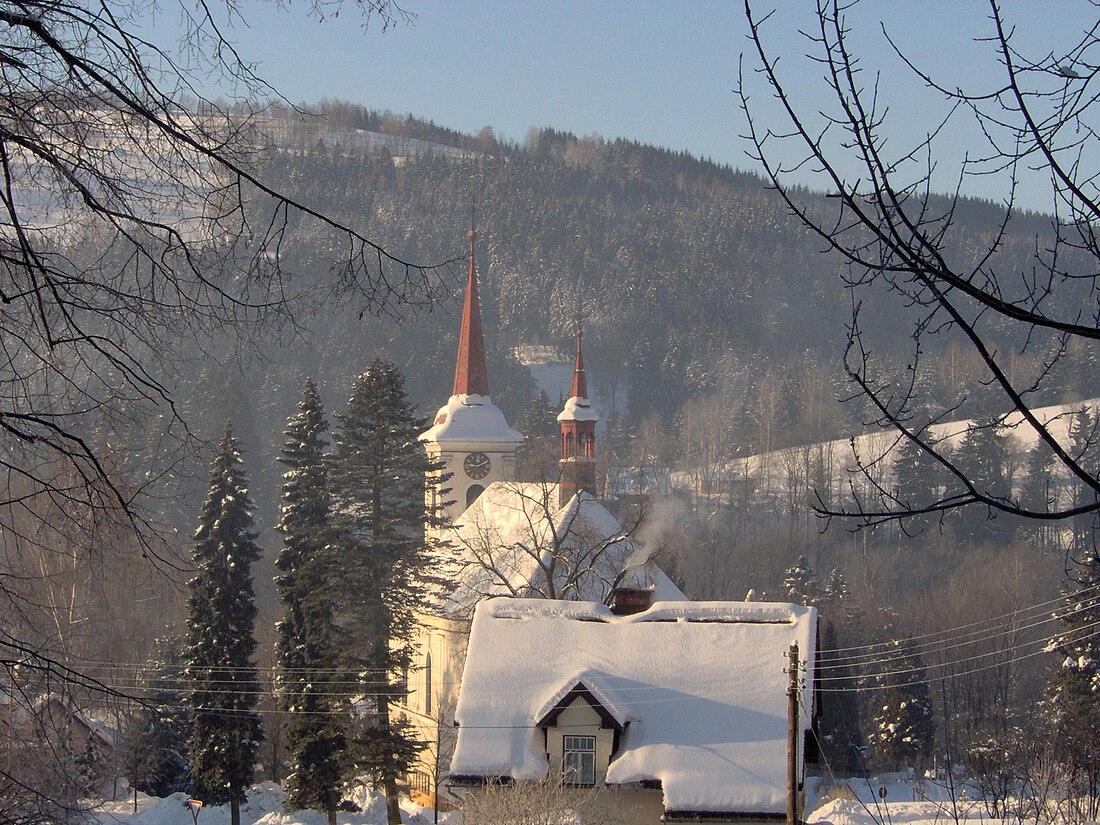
[
  {"left": 398, "top": 228, "right": 685, "bottom": 807},
  {"left": 1, "top": 691, "right": 116, "bottom": 796},
  {"left": 449, "top": 598, "right": 819, "bottom": 824}
]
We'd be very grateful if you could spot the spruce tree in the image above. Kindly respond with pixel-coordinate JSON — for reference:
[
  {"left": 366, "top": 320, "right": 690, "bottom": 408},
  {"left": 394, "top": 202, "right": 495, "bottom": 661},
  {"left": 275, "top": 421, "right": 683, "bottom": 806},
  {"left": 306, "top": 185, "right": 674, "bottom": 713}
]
[
  {"left": 1068, "top": 410, "right": 1099, "bottom": 552},
  {"left": 275, "top": 379, "right": 346, "bottom": 823},
  {"left": 1019, "top": 441, "right": 1056, "bottom": 547},
  {"left": 820, "top": 568, "right": 851, "bottom": 605},
  {"left": 187, "top": 424, "right": 263, "bottom": 825},
  {"left": 1046, "top": 547, "right": 1100, "bottom": 812},
  {"left": 782, "top": 555, "right": 818, "bottom": 606},
  {"left": 868, "top": 640, "right": 934, "bottom": 771},
  {"left": 126, "top": 635, "right": 190, "bottom": 798},
  {"left": 329, "top": 361, "right": 446, "bottom": 825},
  {"left": 893, "top": 433, "right": 942, "bottom": 536},
  {"left": 956, "top": 419, "right": 1012, "bottom": 542}
]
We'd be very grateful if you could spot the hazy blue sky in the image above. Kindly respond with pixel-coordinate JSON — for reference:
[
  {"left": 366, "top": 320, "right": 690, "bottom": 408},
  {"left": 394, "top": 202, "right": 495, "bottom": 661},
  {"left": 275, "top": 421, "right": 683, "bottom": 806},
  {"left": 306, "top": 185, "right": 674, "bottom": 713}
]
[{"left": 155, "top": 1, "right": 1086, "bottom": 211}]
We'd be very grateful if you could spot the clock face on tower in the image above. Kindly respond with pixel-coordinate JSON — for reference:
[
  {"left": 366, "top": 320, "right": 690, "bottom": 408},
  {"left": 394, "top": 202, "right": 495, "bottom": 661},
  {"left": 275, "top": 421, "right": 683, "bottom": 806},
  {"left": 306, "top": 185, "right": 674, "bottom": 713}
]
[{"left": 464, "top": 452, "right": 491, "bottom": 480}]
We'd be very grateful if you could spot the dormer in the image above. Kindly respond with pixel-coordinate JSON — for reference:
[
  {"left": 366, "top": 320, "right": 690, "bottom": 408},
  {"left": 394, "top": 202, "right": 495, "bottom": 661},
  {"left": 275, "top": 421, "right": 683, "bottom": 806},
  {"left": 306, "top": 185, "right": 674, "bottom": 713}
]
[{"left": 535, "top": 677, "right": 626, "bottom": 786}]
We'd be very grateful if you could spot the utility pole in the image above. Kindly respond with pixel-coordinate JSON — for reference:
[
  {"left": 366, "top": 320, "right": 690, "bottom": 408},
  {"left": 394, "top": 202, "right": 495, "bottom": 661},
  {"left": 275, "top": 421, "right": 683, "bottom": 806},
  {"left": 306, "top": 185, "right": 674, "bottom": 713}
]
[{"left": 787, "top": 642, "right": 800, "bottom": 825}]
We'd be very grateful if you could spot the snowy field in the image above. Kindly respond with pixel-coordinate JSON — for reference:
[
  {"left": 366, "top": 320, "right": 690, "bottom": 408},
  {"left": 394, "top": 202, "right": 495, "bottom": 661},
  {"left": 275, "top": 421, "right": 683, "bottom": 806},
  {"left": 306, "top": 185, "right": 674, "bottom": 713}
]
[{"left": 86, "top": 774, "right": 1063, "bottom": 825}]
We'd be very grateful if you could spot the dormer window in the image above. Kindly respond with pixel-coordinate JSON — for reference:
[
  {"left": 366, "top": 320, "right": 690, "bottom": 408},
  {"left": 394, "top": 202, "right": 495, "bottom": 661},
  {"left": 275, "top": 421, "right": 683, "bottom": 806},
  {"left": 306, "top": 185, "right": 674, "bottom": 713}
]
[{"left": 562, "top": 735, "right": 596, "bottom": 786}]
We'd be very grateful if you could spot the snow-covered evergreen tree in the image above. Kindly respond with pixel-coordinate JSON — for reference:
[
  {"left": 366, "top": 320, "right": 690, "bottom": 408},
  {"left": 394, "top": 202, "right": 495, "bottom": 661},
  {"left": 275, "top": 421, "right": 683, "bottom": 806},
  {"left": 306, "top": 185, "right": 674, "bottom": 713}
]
[
  {"left": 275, "top": 379, "right": 346, "bottom": 823},
  {"left": 329, "top": 361, "right": 447, "bottom": 825},
  {"left": 782, "top": 555, "right": 818, "bottom": 605},
  {"left": 187, "top": 424, "right": 263, "bottom": 825},
  {"left": 820, "top": 568, "right": 851, "bottom": 605},
  {"left": 126, "top": 635, "right": 190, "bottom": 797},
  {"left": 1046, "top": 546, "right": 1100, "bottom": 815},
  {"left": 867, "top": 640, "right": 934, "bottom": 771}
]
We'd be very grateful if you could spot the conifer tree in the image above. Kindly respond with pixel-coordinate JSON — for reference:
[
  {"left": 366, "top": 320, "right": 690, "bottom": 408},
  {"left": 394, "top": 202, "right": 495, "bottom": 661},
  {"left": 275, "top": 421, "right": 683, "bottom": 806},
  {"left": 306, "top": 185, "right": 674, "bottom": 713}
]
[
  {"left": 329, "top": 361, "right": 446, "bottom": 825},
  {"left": 956, "top": 420, "right": 1012, "bottom": 542},
  {"left": 275, "top": 379, "right": 346, "bottom": 823},
  {"left": 782, "top": 555, "right": 818, "bottom": 606},
  {"left": 820, "top": 568, "right": 851, "bottom": 606},
  {"left": 125, "top": 635, "right": 190, "bottom": 798},
  {"left": 1069, "top": 410, "right": 1099, "bottom": 552},
  {"left": 1046, "top": 547, "right": 1100, "bottom": 814},
  {"left": 1019, "top": 441, "right": 1057, "bottom": 547},
  {"left": 868, "top": 640, "right": 934, "bottom": 771},
  {"left": 187, "top": 425, "right": 263, "bottom": 825},
  {"left": 893, "top": 432, "right": 943, "bottom": 536}
]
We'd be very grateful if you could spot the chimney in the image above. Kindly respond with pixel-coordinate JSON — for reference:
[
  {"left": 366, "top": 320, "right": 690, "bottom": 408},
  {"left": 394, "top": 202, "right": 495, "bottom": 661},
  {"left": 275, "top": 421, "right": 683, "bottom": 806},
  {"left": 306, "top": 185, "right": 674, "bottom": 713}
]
[{"left": 610, "top": 587, "right": 653, "bottom": 616}]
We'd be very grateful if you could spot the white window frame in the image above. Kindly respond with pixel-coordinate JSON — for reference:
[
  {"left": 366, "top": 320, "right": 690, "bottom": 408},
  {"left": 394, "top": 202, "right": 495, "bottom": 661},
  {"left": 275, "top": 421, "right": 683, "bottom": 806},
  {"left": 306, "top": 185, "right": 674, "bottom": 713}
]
[{"left": 562, "top": 734, "right": 596, "bottom": 786}]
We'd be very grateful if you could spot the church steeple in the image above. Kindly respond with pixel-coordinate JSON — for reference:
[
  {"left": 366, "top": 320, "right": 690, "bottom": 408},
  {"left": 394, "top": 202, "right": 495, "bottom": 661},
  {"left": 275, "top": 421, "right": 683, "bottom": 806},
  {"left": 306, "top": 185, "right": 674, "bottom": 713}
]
[
  {"left": 569, "top": 328, "right": 588, "bottom": 401},
  {"left": 452, "top": 226, "right": 490, "bottom": 397},
  {"left": 558, "top": 327, "right": 599, "bottom": 505},
  {"left": 421, "top": 225, "right": 523, "bottom": 522}
]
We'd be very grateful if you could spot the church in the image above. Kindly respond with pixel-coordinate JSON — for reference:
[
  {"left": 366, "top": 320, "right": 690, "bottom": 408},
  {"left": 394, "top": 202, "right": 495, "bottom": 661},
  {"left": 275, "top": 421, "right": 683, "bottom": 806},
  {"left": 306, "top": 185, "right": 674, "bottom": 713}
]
[{"left": 399, "top": 227, "right": 685, "bottom": 806}]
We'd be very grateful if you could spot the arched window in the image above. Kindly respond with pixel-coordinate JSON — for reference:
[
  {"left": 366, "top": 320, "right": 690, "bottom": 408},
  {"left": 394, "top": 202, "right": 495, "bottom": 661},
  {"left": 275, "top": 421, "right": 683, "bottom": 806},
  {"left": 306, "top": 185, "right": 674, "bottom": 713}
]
[
  {"left": 466, "top": 484, "right": 485, "bottom": 509},
  {"left": 424, "top": 651, "right": 433, "bottom": 716},
  {"left": 566, "top": 431, "right": 575, "bottom": 456}
]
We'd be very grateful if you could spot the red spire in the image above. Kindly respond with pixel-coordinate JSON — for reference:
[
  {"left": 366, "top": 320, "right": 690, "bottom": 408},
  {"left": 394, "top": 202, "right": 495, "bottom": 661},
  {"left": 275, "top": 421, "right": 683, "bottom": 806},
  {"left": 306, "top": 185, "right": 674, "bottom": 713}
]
[
  {"left": 452, "top": 227, "right": 490, "bottom": 396},
  {"left": 569, "top": 327, "right": 588, "bottom": 400}
]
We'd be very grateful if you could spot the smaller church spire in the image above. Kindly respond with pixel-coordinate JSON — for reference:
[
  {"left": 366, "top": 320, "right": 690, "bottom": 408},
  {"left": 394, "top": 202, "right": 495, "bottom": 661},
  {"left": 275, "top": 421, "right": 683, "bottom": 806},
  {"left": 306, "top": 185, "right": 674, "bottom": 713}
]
[
  {"left": 569, "top": 327, "right": 588, "bottom": 401},
  {"left": 452, "top": 223, "right": 490, "bottom": 397},
  {"left": 558, "top": 324, "right": 598, "bottom": 506}
]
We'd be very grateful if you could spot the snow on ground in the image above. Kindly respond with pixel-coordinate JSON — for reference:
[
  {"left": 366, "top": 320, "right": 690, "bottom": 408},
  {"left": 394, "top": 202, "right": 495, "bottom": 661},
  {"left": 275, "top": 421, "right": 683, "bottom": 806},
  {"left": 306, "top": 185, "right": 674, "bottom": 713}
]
[
  {"left": 91, "top": 782, "right": 453, "bottom": 825},
  {"left": 808, "top": 773, "right": 1015, "bottom": 825}
]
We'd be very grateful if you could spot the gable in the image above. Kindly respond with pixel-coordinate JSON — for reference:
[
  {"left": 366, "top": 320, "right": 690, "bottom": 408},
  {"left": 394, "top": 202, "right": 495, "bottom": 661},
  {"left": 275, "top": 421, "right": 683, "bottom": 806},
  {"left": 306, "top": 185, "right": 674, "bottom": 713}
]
[{"left": 535, "top": 681, "right": 626, "bottom": 732}]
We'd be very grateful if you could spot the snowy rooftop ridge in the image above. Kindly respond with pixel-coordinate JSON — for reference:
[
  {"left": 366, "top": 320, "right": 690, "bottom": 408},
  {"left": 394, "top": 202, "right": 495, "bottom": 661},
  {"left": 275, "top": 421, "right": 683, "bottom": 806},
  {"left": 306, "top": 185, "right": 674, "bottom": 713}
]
[{"left": 451, "top": 597, "right": 817, "bottom": 816}]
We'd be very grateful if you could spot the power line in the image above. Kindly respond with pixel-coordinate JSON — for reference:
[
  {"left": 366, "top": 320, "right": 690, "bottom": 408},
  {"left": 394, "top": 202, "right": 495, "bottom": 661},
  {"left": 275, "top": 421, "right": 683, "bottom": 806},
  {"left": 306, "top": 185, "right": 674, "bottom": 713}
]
[{"left": 818, "top": 580, "right": 1100, "bottom": 661}]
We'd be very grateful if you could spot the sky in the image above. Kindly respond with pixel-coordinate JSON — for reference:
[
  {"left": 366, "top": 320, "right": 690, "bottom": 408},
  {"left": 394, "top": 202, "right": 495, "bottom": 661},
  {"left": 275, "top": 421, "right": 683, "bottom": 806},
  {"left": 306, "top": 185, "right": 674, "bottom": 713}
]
[{"left": 148, "top": 1, "right": 1091, "bottom": 212}]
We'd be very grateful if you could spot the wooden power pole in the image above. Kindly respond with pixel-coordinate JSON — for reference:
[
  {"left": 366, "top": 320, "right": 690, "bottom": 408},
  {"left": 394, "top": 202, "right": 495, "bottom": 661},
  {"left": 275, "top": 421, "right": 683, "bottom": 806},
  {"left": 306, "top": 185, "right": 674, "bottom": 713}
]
[{"left": 787, "top": 642, "right": 800, "bottom": 825}]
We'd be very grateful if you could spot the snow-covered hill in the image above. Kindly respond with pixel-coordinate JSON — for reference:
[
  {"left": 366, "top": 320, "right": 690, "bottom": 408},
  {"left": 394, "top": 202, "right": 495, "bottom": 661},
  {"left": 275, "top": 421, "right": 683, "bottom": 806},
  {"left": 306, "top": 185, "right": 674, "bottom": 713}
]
[{"left": 668, "top": 398, "right": 1100, "bottom": 511}]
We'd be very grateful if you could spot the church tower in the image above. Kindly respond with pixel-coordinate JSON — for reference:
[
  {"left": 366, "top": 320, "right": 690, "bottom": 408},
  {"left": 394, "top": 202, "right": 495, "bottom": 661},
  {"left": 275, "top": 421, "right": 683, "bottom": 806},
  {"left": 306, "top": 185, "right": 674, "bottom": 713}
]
[
  {"left": 421, "top": 227, "right": 523, "bottom": 521},
  {"left": 558, "top": 328, "right": 599, "bottom": 506}
]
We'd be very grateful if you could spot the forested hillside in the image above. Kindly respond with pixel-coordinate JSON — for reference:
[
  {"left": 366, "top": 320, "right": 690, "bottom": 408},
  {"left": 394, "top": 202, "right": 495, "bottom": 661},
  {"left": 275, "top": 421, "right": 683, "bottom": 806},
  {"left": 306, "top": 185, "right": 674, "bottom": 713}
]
[
  {"left": 13, "top": 101, "right": 1099, "bottom": 790},
  {"left": 40, "top": 101, "right": 1094, "bottom": 656}
]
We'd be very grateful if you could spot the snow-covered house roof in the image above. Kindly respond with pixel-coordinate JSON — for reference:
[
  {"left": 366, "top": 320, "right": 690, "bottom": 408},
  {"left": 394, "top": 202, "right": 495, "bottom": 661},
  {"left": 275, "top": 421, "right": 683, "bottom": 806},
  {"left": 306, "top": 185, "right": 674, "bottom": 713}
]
[
  {"left": 439, "top": 483, "right": 685, "bottom": 615},
  {"left": 450, "top": 598, "right": 817, "bottom": 818},
  {"left": 31, "top": 695, "right": 116, "bottom": 746}
]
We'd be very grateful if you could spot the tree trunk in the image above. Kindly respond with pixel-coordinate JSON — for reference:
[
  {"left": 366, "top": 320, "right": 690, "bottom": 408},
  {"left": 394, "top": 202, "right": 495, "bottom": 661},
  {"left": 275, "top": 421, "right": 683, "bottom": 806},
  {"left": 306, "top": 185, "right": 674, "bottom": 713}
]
[
  {"left": 231, "top": 799, "right": 241, "bottom": 825},
  {"left": 328, "top": 808, "right": 337, "bottom": 825},
  {"left": 379, "top": 692, "right": 403, "bottom": 825},
  {"left": 384, "top": 773, "right": 401, "bottom": 825}
]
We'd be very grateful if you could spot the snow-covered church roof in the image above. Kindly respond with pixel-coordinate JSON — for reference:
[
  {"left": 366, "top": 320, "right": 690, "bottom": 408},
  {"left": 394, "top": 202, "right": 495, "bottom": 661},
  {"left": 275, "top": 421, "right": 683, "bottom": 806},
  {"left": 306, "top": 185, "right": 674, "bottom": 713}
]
[
  {"left": 420, "top": 393, "right": 524, "bottom": 445},
  {"left": 451, "top": 598, "right": 818, "bottom": 817},
  {"left": 438, "top": 482, "right": 684, "bottom": 615}
]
